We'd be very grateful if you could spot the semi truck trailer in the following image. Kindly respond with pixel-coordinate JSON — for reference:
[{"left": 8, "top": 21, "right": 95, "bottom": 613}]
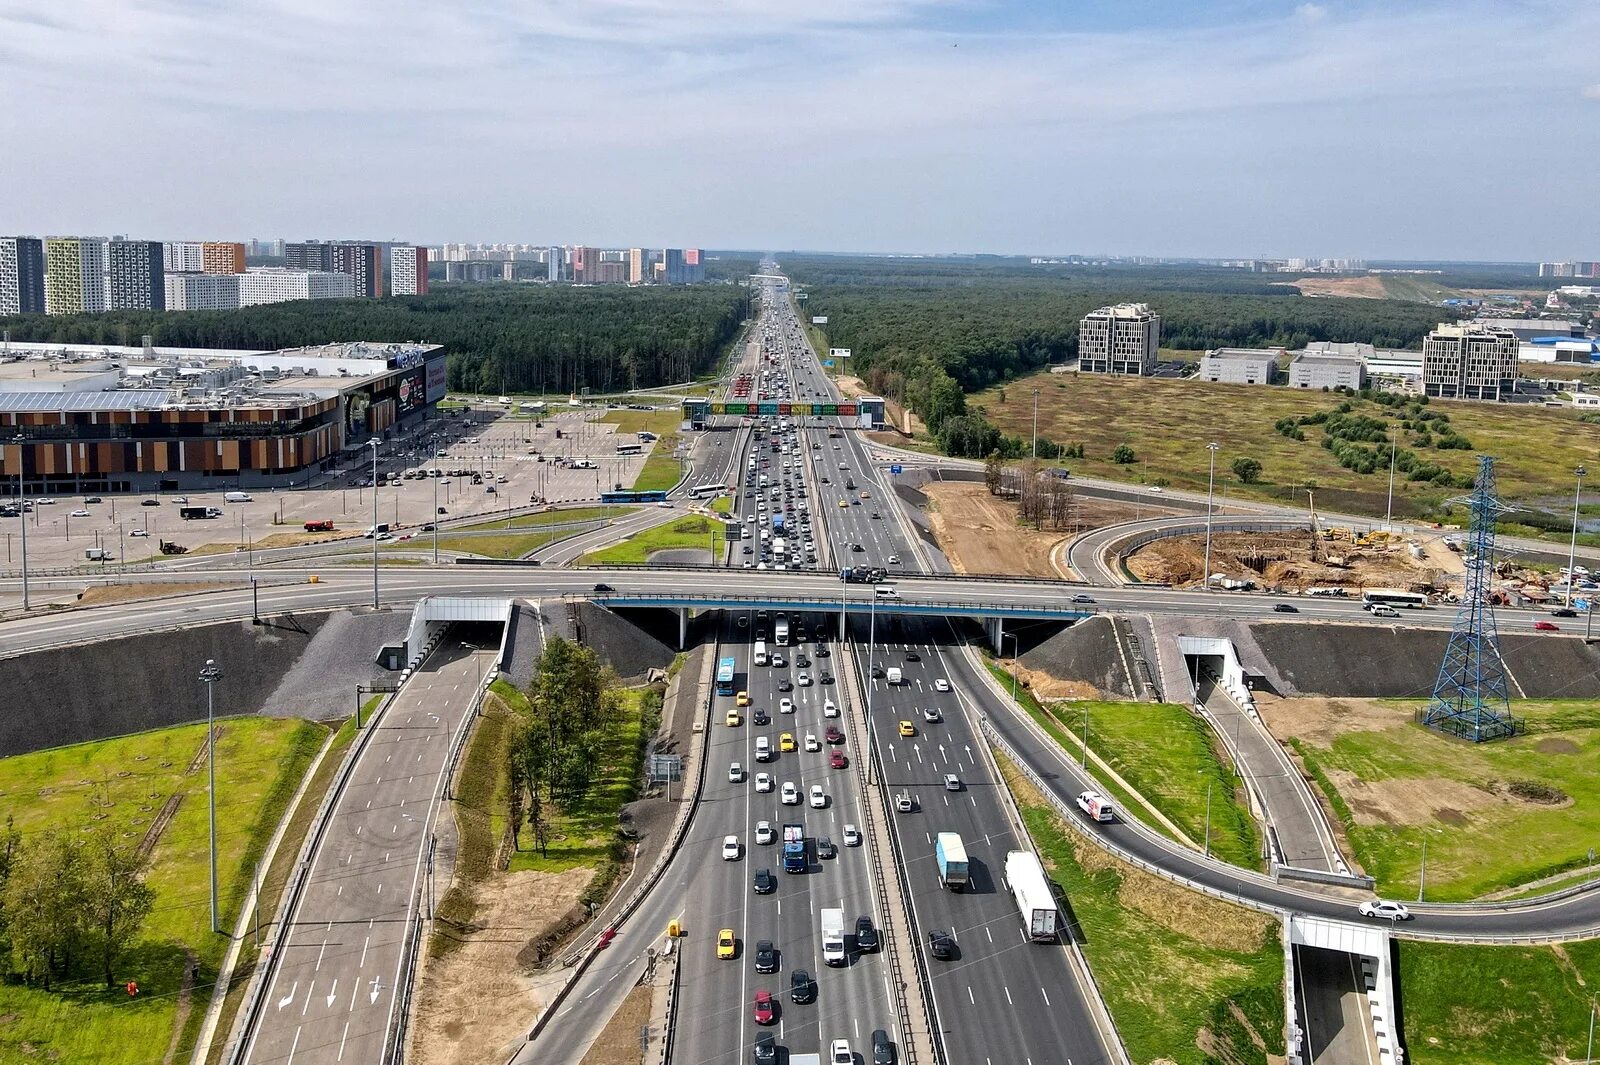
[
  {"left": 1005, "top": 849, "right": 1059, "bottom": 941},
  {"left": 935, "top": 832, "right": 969, "bottom": 891}
]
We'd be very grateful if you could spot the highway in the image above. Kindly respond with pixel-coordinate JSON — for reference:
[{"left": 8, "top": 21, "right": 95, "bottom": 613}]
[{"left": 241, "top": 636, "right": 501, "bottom": 1065}]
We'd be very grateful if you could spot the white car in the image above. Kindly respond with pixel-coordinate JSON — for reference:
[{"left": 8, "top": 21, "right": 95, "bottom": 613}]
[
  {"left": 728, "top": 762, "right": 744, "bottom": 783},
  {"left": 932, "top": 679, "right": 951, "bottom": 693},
  {"left": 772, "top": 653, "right": 787, "bottom": 667},
  {"left": 804, "top": 733, "right": 821, "bottom": 752},
  {"left": 69, "top": 508, "right": 90, "bottom": 518},
  {"left": 842, "top": 824, "right": 861, "bottom": 847},
  {"left": 781, "top": 782, "right": 800, "bottom": 805},
  {"left": 755, "top": 820, "right": 775, "bottom": 845},
  {"left": 1357, "top": 900, "right": 1412, "bottom": 921},
  {"left": 755, "top": 772, "right": 773, "bottom": 793},
  {"left": 823, "top": 699, "right": 840, "bottom": 718},
  {"left": 722, "top": 835, "right": 741, "bottom": 861},
  {"left": 129, "top": 528, "right": 149, "bottom": 538},
  {"left": 887, "top": 554, "right": 900, "bottom": 564},
  {"left": 921, "top": 706, "right": 941, "bottom": 723},
  {"left": 779, "top": 697, "right": 795, "bottom": 714},
  {"left": 831, "top": 1039, "right": 852, "bottom": 1064},
  {"left": 797, "top": 673, "right": 813, "bottom": 687},
  {"left": 808, "top": 784, "right": 826, "bottom": 809}
]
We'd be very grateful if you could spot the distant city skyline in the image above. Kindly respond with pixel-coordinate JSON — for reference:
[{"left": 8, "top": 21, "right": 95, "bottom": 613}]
[{"left": 2, "top": 1, "right": 1596, "bottom": 260}]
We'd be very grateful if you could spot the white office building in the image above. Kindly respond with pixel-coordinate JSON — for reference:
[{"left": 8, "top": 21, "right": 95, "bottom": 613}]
[
  {"left": 1078, "top": 303, "right": 1161, "bottom": 375},
  {"left": 1197, "top": 347, "right": 1281, "bottom": 385},
  {"left": 163, "top": 241, "right": 204, "bottom": 273},
  {"left": 236, "top": 268, "right": 355, "bottom": 307},
  {"left": 1422, "top": 323, "right": 1519, "bottom": 401},
  {"left": 165, "top": 272, "right": 241, "bottom": 311},
  {"left": 1289, "top": 351, "right": 1367, "bottom": 390}
]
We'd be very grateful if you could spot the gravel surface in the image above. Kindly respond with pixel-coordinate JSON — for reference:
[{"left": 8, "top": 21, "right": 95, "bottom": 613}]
[
  {"left": 577, "top": 602, "right": 676, "bottom": 681},
  {"left": 259, "top": 608, "right": 413, "bottom": 720}
]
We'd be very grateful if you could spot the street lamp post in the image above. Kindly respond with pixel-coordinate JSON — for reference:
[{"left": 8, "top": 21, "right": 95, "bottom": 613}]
[
  {"left": 1567, "top": 465, "right": 1587, "bottom": 608},
  {"left": 1384, "top": 424, "right": 1398, "bottom": 530},
  {"left": 1202, "top": 442, "right": 1220, "bottom": 592},
  {"left": 1030, "top": 388, "right": 1040, "bottom": 460},
  {"left": 12, "top": 435, "right": 28, "bottom": 611},
  {"left": 432, "top": 469, "right": 439, "bottom": 564},
  {"left": 1001, "top": 630, "right": 1020, "bottom": 703},
  {"left": 369, "top": 438, "right": 380, "bottom": 608},
  {"left": 199, "top": 659, "right": 223, "bottom": 934}
]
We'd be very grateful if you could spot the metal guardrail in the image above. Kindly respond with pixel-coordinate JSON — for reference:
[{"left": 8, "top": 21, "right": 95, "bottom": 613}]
[{"left": 387, "top": 884, "right": 427, "bottom": 1063}]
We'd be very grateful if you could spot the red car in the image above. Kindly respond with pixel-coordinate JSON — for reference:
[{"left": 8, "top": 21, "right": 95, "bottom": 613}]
[
  {"left": 824, "top": 725, "right": 844, "bottom": 745},
  {"left": 830, "top": 749, "right": 847, "bottom": 770},
  {"left": 753, "top": 989, "right": 776, "bottom": 1025},
  {"left": 1534, "top": 620, "right": 1560, "bottom": 632}
]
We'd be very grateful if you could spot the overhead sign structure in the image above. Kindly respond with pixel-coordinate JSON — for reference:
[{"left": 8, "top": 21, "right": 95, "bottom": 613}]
[
  {"left": 710, "top": 402, "right": 859, "bottom": 416},
  {"left": 812, "top": 316, "right": 828, "bottom": 325},
  {"left": 829, "top": 348, "right": 852, "bottom": 358}
]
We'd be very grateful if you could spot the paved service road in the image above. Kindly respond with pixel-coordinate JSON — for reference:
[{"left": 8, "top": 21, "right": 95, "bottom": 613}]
[{"left": 241, "top": 636, "right": 498, "bottom": 1065}]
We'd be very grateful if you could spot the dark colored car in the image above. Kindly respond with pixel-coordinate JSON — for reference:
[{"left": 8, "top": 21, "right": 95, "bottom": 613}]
[
  {"left": 819, "top": 673, "right": 834, "bottom": 685},
  {"left": 1272, "top": 603, "right": 1298, "bottom": 613},
  {"left": 753, "top": 1031, "right": 777, "bottom": 1064},
  {"left": 817, "top": 836, "right": 836, "bottom": 859},
  {"left": 905, "top": 651, "right": 920, "bottom": 662},
  {"left": 870, "top": 664, "right": 885, "bottom": 679},
  {"left": 830, "top": 749, "right": 847, "bottom": 770},
  {"left": 753, "top": 709, "right": 770, "bottom": 726},
  {"left": 796, "top": 655, "right": 811, "bottom": 668},
  {"left": 141, "top": 498, "right": 161, "bottom": 506},
  {"left": 855, "top": 916, "right": 879, "bottom": 953},
  {"left": 1552, "top": 607, "right": 1579, "bottom": 618},
  {"left": 927, "top": 930, "right": 954, "bottom": 960},
  {"left": 754, "top": 940, "right": 778, "bottom": 973},
  {"left": 872, "top": 1029, "right": 897, "bottom": 1065},
  {"left": 777, "top": 680, "right": 793, "bottom": 692},
  {"left": 753, "top": 868, "right": 775, "bottom": 894},
  {"left": 593, "top": 582, "right": 614, "bottom": 592},
  {"left": 789, "top": 968, "right": 815, "bottom": 1003},
  {"left": 824, "top": 725, "right": 844, "bottom": 744},
  {"left": 814, "top": 645, "right": 830, "bottom": 658}
]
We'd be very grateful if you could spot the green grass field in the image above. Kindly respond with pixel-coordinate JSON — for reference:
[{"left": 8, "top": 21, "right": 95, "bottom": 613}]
[
  {"left": 453, "top": 506, "right": 630, "bottom": 532},
  {"left": 1292, "top": 699, "right": 1600, "bottom": 900},
  {"left": 1399, "top": 939, "right": 1600, "bottom": 1065},
  {"left": 598, "top": 409, "right": 685, "bottom": 493},
  {"left": 1000, "top": 756, "right": 1285, "bottom": 1065},
  {"left": 598, "top": 409, "right": 681, "bottom": 437},
  {"left": 973, "top": 370, "right": 1600, "bottom": 524},
  {"left": 578, "top": 514, "right": 721, "bottom": 565},
  {"left": 432, "top": 527, "right": 578, "bottom": 559},
  {"left": 0, "top": 717, "right": 326, "bottom": 1064}
]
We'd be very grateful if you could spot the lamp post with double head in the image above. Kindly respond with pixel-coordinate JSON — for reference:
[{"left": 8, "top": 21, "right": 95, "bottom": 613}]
[
  {"left": 198, "top": 659, "right": 224, "bottom": 934},
  {"left": 1202, "top": 442, "right": 1220, "bottom": 592}
]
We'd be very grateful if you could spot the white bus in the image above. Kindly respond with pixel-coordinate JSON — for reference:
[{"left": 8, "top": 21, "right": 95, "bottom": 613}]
[
  {"left": 774, "top": 614, "right": 790, "bottom": 646},
  {"left": 1362, "top": 589, "right": 1429, "bottom": 609},
  {"left": 690, "top": 484, "right": 726, "bottom": 498},
  {"left": 753, "top": 640, "right": 769, "bottom": 666}
]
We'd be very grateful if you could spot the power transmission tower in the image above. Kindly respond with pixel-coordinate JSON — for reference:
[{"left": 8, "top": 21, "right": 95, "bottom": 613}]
[{"left": 1423, "top": 456, "right": 1518, "bottom": 742}]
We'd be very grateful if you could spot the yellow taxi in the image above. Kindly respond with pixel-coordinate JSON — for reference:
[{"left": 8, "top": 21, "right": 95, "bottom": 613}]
[
  {"left": 837, "top": 499, "right": 849, "bottom": 508},
  {"left": 726, "top": 708, "right": 743, "bottom": 727},
  {"left": 717, "top": 928, "right": 736, "bottom": 959},
  {"left": 860, "top": 491, "right": 871, "bottom": 500},
  {"left": 779, "top": 732, "right": 796, "bottom": 753},
  {"left": 897, "top": 720, "right": 916, "bottom": 737},
  {"left": 736, "top": 690, "right": 751, "bottom": 707}
]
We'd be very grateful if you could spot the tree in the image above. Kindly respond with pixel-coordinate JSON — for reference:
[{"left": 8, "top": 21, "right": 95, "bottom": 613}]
[
  {"left": 84, "top": 827, "right": 154, "bottom": 987},
  {"left": 1231, "top": 457, "right": 1263, "bottom": 484},
  {"left": 984, "top": 451, "right": 1003, "bottom": 495},
  {"left": 5, "top": 832, "right": 86, "bottom": 989},
  {"left": 1111, "top": 445, "right": 1136, "bottom": 465}
]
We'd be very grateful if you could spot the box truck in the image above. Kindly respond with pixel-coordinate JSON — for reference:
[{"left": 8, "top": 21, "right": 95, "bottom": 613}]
[
  {"left": 820, "top": 908, "right": 846, "bottom": 966},
  {"left": 885, "top": 666, "right": 904, "bottom": 685},
  {"left": 1005, "top": 850, "right": 1059, "bottom": 941},
  {"left": 935, "top": 832, "right": 969, "bottom": 891},
  {"left": 783, "top": 823, "right": 807, "bottom": 873}
]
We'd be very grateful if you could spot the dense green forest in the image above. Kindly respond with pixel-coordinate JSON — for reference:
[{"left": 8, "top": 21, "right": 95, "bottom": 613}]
[
  {"left": 783, "top": 256, "right": 1451, "bottom": 457},
  {"left": 0, "top": 284, "right": 751, "bottom": 395}
]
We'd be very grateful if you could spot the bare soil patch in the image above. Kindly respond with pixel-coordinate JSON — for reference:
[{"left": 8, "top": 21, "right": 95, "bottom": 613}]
[
  {"left": 1126, "top": 529, "right": 1459, "bottom": 592},
  {"left": 75, "top": 581, "right": 234, "bottom": 607},
  {"left": 1010, "top": 661, "right": 1102, "bottom": 701},
  {"left": 1255, "top": 694, "right": 1405, "bottom": 749},
  {"left": 1537, "top": 738, "right": 1580, "bottom": 755},
  {"left": 923, "top": 482, "right": 1066, "bottom": 577},
  {"left": 579, "top": 981, "right": 652, "bottom": 1065},
  {"left": 412, "top": 867, "right": 594, "bottom": 1065},
  {"left": 1278, "top": 276, "right": 1392, "bottom": 299},
  {"left": 1323, "top": 767, "right": 1498, "bottom": 829}
]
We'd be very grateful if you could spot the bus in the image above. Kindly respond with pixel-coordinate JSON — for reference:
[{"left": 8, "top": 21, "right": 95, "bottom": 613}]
[
  {"left": 689, "top": 484, "right": 727, "bottom": 499},
  {"left": 616, "top": 443, "right": 643, "bottom": 456},
  {"left": 600, "top": 489, "right": 668, "bottom": 503},
  {"left": 774, "top": 614, "right": 790, "bottom": 646},
  {"left": 715, "top": 657, "right": 737, "bottom": 697},
  {"left": 1362, "top": 589, "right": 1429, "bottom": 609}
]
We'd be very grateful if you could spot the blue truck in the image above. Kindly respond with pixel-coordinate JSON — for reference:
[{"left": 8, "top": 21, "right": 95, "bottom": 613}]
[
  {"left": 783, "top": 823, "right": 806, "bottom": 873},
  {"left": 772, "top": 513, "right": 785, "bottom": 534}
]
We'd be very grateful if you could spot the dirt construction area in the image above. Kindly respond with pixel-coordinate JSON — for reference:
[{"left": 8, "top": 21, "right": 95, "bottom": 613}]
[
  {"left": 1127, "top": 528, "right": 1464, "bottom": 592},
  {"left": 411, "top": 866, "right": 594, "bottom": 1065},
  {"left": 925, "top": 481, "right": 1162, "bottom": 578}
]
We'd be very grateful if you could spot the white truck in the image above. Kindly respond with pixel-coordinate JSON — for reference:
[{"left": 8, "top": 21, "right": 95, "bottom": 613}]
[
  {"left": 820, "top": 907, "right": 846, "bottom": 966},
  {"left": 1077, "top": 791, "right": 1115, "bottom": 823},
  {"left": 1005, "top": 849, "right": 1059, "bottom": 941},
  {"left": 753, "top": 640, "right": 769, "bottom": 667},
  {"left": 885, "top": 666, "right": 904, "bottom": 685}
]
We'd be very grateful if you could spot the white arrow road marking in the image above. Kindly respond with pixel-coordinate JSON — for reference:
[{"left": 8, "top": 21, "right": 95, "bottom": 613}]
[
  {"left": 369, "top": 975, "right": 383, "bottom": 1004},
  {"left": 326, "top": 979, "right": 338, "bottom": 1008},
  {"left": 276, "top": 981, "right": 297, "bottom": 1010}
]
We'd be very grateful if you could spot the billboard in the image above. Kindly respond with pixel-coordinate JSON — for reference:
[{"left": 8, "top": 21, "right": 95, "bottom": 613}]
[
  {"left": 711, "top": 402, "right": 857, "bottom": 416},
  {"left": 397, "top": 367, "right": 427, "bottom": 415},
  {"left": 425, "top": 354, "right": 449, "bottom": 403},
  {"left": 812, "top": 316, "right": 828, "bottom": 325},
  {"left": 829, "top": 348, "right": 851, "bottom": 358}
]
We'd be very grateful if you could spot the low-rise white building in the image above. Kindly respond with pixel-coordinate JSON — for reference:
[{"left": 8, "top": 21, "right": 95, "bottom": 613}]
[
  {"left": 1289, "top": 352, "right": 1367, "bottom": 390},
  {"left": 165, "top": 272, "right": 240, "bottom": 311},
  {"left": 236, "top": 268, "right": 356, "bottom": 307},
  {"left": 1197, "top": 347, "right": 1281, "bottom": 384}
]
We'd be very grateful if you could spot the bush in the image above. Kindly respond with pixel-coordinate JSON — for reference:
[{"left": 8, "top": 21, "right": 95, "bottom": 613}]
[
  {"left": 1111, "top": 444, "right": 1136, "bottom": 465},
  {"left": 1231, "top": 457, "right": 1264, "bottom": 484}
]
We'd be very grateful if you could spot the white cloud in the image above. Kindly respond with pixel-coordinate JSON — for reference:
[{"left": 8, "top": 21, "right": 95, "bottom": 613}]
[
  {"left": 1296, "top": 3, "right": 1328, "bottom": 21},
  {"left": 1583, "top": 83, "right": 1600, "bottom": 100}
]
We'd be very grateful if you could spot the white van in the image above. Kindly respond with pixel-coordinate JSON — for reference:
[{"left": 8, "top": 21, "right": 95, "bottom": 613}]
[
  {"left": 755, "top": 736, "right": 772, "bottom": 762},
  {"left": 875, "top": 587, "right": 898, "bottom": 598},
  {"left": 224, "top": 491, "right": 253, "bottom": 503}
]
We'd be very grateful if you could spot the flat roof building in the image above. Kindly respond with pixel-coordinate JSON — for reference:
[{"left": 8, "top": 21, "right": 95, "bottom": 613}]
[
  {"left": 1198, "top": 347, "right": 1281, "bottom": 385},
  {"left": 237, "top": 268, "right": 356, "bottom": 307},
  {"left": 389, "top": 246, "right": 429, "bottom": 296},
  {"left": 43, "top": 237, "right": 107, "bottom": 315},
  {"left": 1469, "top": 317, "right": 1582, "bottom": 343},
  {"left": 201, "top": 241, "right": 246, "bottom": 275},
  {"left": 165, "top": 272, "right": 241, "bottom": 311},
  {"left": 1289, "top": 351, "right": 1367, "bottom": 391},
  {"left": 0, "top": 237, "right": 47, "bottom": 315},
  {"left": 1078, "top": 303, "right": 1160, "bottom": 376},
  {"left": 107, "top": 240, "right": 165, "bottom": 311},
  {"left": 1423, "top": 323, "right": 1518, "bottom": 402}
]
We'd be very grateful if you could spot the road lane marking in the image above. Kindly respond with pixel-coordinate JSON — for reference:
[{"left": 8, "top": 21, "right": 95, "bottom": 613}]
[
  {"left": 315, "top": 939, "right": 328, "bottom": 971},
  {"left": 276, "top": 981, "right": 297, "bottom": 1010},
  {"left": 337, "top": 1021, "right": 350, "bottom": 1061},
  {"left": 302, "top": 979, "right": 315, "bottom": 1015},
  {"left": 360, "top": 935, "right": 370, "bottom": 967},
  {"left": 285, "top": 1026, "right": 301, "bottom": 1065}
]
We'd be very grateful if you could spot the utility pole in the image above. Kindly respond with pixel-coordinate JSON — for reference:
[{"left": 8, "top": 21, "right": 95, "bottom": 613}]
[
  {"left": 1202, "top": 442, "right": 1220, "bottom": 592},
  {"left": 1030, "top": 388, "right": 1040, "bottom": 460},
  {"left": 1385, "top": 425, "right": 1398, "bottom": 530},
  {"left": 370, "top": 438, "right": 380, "bottom": 608},
  {"left": 1567, "top": 465, "right": 1587, "bottom": 608},
  {"left": 199, "top": 659, "right": 224, "bottom": 934},
  {"left": 1203, "top": 781, "right": 1213, "bottom": 859},
  {"left": 14, "top": 435, "right": 29, "bottom": 611},
  {"left": 1418, "top": 839, "right": 1427, "bottom": 902}
]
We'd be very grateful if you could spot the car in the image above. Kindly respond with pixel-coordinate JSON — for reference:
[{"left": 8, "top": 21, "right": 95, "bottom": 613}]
[
  {"left": 819, "top": 672, "right": 834, "bottom": 685},
  {"left": 717, "top": 928, "right": 737, "bottom": 959},
  {"left": 781, "top": 781, "right": 800, "bottom": 805},
  {"left": 831, "top": 1039, "right": 853, "bottom": 1065},
  {"left": 895, "top": 792, "right": 914, "bottom": 813},
  {"left": 805, "top": 733, "right": 821, "bottom": 752},
  {"left": 1358, "top": 900, "right": 1413, "bottom": 921},
  {"left": 855, "top": 915, "right": 879, "bottom": 952},
  {"left": 842, "top": 823, "right": 861, "bottom": 847},
  {"left": 932, "top": 678, "right": 950, "bottom": 692},
  {"left": 753, "top": 708, "right": 770, "bottom": 726},
  {"left": 779, "top": 732, "right": 796, "bottom": 752},
  {"left": 129, "top": 528, "right": 149, "bottom": 538},
  {"left": 1272, "top": 603, "right": 1299, "bottom": 613},
  {"left": 69, "top": 508, "right": 90, "bottom": 518},
  {"left": 824, "top": 725, "right": 844, "bottom": 744},
  {"left": 1369, "top": 605, "right": 1400, "bottom": 618},
  {"left": 817, "top": 835, "right": 836, "bottom": 859},
  {"left": 139, "top": 498, "right": 159, "bottom": 507},
  {"left": 753, "top": 989, "right": 776, "bottom": 1025},
  {"left": 830, "top": 748, "right": 848, "bottom": 769},
  {"left": 1552, "top": 607, "right": 1579, "bottom": 618},
  {"left": 755, "top": 820, "right": 776, "bottom": 845},
  {"left": 886, "top": 554, "right": 899, "bottom": 564},
  {"left": 809, "top": 784, "right": 826, "bottom": 808},
  {"left": 729, "top": 762, "right": 744, "bottom": 783},
  {"left": 927, "top": 929, "right": 955, "bottom": 959},
  {"left": 944, "top": 774, "right": 962, "bottom": 792},
  {"left": 592, "top": 582, "right": 613, "bottom": 592},
  {"left": 736, "top": 691, "right": 751, "bottom": 707},
  {"left": 904, "top": 651, "right": 920, "bottom": 662},
  {"left": 897, "top": 720, "right": 916, "bottom": 737},
  {"left": 1071, "top": 593, "right": 1096, "bottom": 604},
  {"left": 814, "top": 645, "right": 831, "bottom": 658},
  {"left": 797, "top": 672, "right": 813, "bottom": 686},
  {"left": 754, "top": 939, "right": 778, "bottom": 973},
  {"left": 722, "top": 835, "right": 742, "bottom": 860},
  {"left": 779, "top": 697, "right": 794, "bottom": 714},
  {"left": 725, "top": 707, "right": 743, "bottom": 727},
  {"left": 872, "top": 1028, "right": 897, "bottom": 1065},
  {"left": 838, "top": 499, "right": 849, "bottom": 508},
  {"left": 753, "top": 867, "right": 776, "bottom": 894},
  {"left": 83, "top": 496, "right": 103, "bottom": 504},
  {"left": 755, "top": 773, "right": 773, "bottom": 793},
  {"left": 796, "top": 654, "right": 811, "bottom": 668},
  {"left": 771, "top": 652, "right": 787, "bottom": 667},
  {"left": 776, "top": 678, "right": 793, "bottom": 692},
  {"left": 921, "top": 706, "right": 941, "bottom": 723},
  {"left": 1534, "top": 620, "right": 1560, "bottom": 631},
  {"left": 789, "top": 968, "right": 815, "bottom": 1003},
  {"left": 754, "top": 1031, "right": 777, "bottom": 1065},
  {"left": 850, "top": 542, "right": 864, "bottom": 551}
]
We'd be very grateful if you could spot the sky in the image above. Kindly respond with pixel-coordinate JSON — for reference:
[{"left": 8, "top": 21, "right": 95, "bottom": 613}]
[{"left": 1, "top": 0, "right": 1597, "bottom": 260}]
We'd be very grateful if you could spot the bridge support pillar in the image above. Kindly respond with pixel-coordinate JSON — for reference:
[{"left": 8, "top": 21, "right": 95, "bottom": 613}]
[
  {"left": 985, "top": 617, "right": 1005, "bottom": 652},
  {"left": 678, "top": 608, "right": 688, "bottom": 651}
]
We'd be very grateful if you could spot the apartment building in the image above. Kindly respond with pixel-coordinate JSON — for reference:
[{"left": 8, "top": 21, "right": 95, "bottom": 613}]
[
  {"left": 166, "top": 272, "right": 241, "bottom": 311},
  {"left": 106, "top": 240, "right": 166, "bottom": 310},
  {"left": 237, "top": 268, "right": 356, "bottom": 307},
  {"left": 1422, "top": 323, "right": 1519, "bottom": 401},
  {"left": 202, "top": 241, "right": 246, "bottom": 274},
  {"left": 331, "top": 243, "right": 382, "bottom": 298},
  {"left": 1197, "top": 347, "right": 1281, "bottom": 385},
  {"left": 164, "top": 241, "right": 204, "bottom": 273},
  {"left": 628, "top": 247, "right": 644, "bottom": 285},
  {"left": 663, "top": 248, "right": 704, "bottom": 284},
  {"left": 1077, "top": 302, "right": 1161, "bottom": 375},
  {"left": 0, "top": 237, "right": 47, "bottom": 315},
  {"left": 43, "top": 237, "right": 107, "bottom": 314},
  {"left": 389, "top": 245, "right": 429, "bottom": 296}
]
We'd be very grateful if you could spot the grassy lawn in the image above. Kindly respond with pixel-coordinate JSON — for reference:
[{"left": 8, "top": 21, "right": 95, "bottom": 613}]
[
  {"left": 710, "top": 495, "right": 733, "bottom": 515},
  {"left": 453, "top": 506, "right": 631, "bottom": 532},
  {"left": 972, "top": 370, "right": 1600, "bottom": 523},
  {"left": 598, "top": 409, "right": 681, "bottom": 437},
  {"left": 1398, "top": 939, "right": 1600, "bottom": 1065},
  {"left": 999, "top": 755, "right": 1285, "bottom": 1065},
  {"left": 1292, "top": 699, "right": 1600, "bottom": 900},
  {"left": 431, "top": 527, "right": 579, "bottom": 560},
  {"left": 579, "top": 514, "right": 721, "bottom": 565},
  {"left": 598, "top": 408, "right": 686, "bottom": 493},
  {"left": 0, "top": 717, "right": 327, "bottom": 1064}
]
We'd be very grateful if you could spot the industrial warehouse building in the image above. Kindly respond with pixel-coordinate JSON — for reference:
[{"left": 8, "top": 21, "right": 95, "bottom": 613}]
[
  {"left": 1197, "top": 347, "right": 1282, "bottom": 385},
  {"left": 1, "top": 339, "right": 445, "bottom": 493}
]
